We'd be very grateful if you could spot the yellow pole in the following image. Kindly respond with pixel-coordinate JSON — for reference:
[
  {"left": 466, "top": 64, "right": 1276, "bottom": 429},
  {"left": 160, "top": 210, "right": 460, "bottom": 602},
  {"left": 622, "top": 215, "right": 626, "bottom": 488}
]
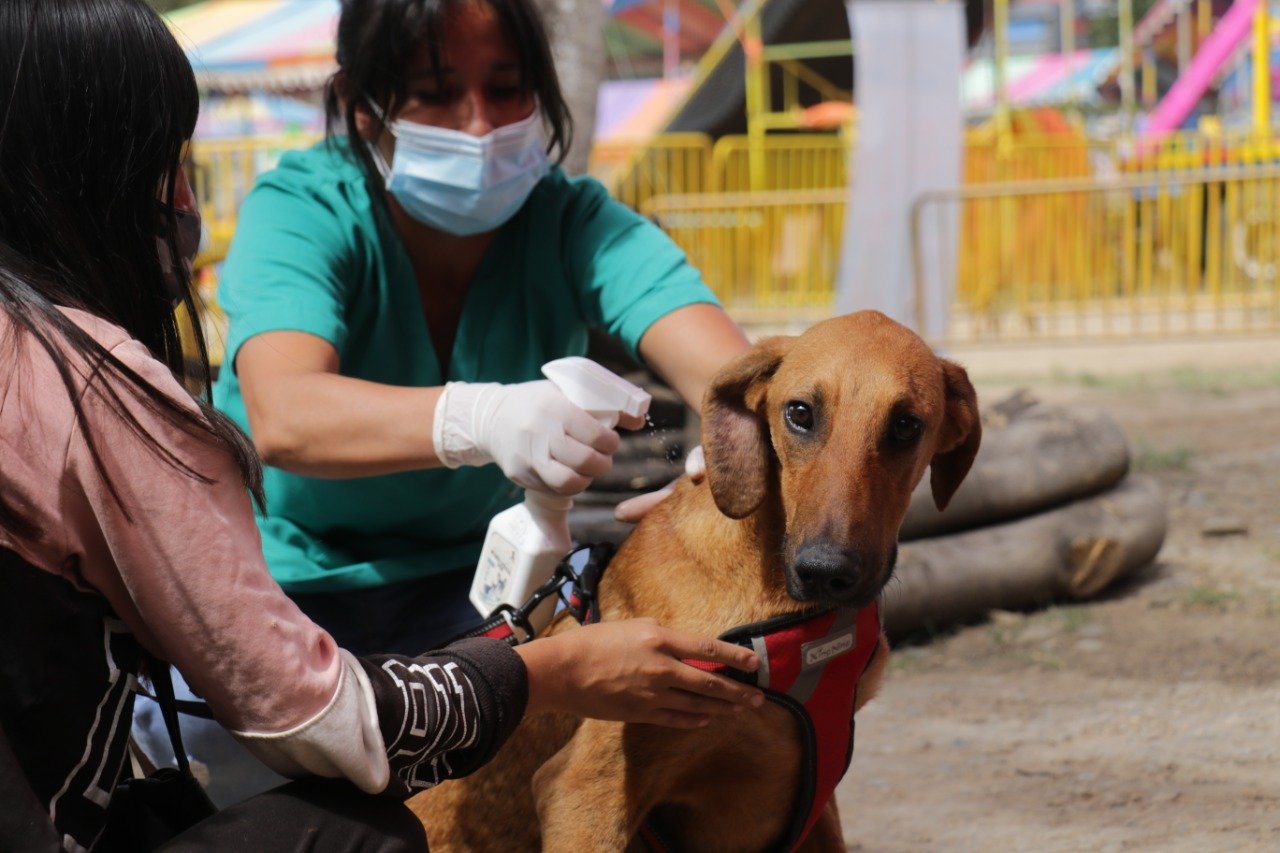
[
  {"left": 1119, "top": 0, "right": 1136, "bottom": 131},
  {"left": 744, "top": 13, "right": 766, "bottom": 190},
  {"left": 994, "top": 0, "right": 1011, "bottom": 153},
  {"left": 1061, "top": 0, "right": 1076, "bottom": 108},
  {"left": 1197, "top": 0, "right": 1211, "bottom": 44},
  {"left": 1254, "top": 0, "right": 1271, "bottom": 133}
]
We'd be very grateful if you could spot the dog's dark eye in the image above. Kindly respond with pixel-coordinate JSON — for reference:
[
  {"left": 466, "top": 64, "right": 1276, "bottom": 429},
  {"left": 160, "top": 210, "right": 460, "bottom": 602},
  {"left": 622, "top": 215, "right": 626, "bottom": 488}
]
[
  {"left": 784, "top": 401, "right": 815, "bottom": 433},
  {"left": 889, "top": 414, "right": 923, "bottom": 446}
]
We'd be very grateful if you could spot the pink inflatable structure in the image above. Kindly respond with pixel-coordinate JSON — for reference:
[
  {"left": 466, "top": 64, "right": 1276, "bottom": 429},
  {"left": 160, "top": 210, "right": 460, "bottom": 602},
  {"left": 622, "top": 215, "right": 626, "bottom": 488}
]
[{"left": 1140, "top": 0, "right": 1260, "bottom": 144}]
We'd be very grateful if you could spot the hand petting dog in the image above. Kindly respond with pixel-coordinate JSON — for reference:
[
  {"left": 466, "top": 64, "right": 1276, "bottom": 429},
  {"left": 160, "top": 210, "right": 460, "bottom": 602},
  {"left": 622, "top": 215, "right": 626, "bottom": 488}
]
[{"left": 515, "top": 615, "right": 762, "bottom": 729}]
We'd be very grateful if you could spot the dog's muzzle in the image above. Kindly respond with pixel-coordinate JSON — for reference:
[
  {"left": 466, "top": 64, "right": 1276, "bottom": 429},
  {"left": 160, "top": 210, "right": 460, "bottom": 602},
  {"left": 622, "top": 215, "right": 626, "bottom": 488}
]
[{"left": 787, "top": 541, "right": 895, "bottom": 608}]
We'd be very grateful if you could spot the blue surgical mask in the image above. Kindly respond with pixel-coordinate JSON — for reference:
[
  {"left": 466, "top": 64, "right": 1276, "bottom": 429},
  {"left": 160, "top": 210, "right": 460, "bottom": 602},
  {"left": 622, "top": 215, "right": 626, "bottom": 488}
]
[{"left": 367, "top": 103, "right": 550, "bottom": 236}]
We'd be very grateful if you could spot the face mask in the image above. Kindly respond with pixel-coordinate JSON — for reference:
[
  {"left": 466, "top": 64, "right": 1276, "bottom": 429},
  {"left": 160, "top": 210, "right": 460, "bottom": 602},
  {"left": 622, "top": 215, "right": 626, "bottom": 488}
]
[
  {"left": 155, "top": 204, "right": 202, "bottom": 306},
  {"left": 366, "top": 103, "right": 550, "bottom": 236}
]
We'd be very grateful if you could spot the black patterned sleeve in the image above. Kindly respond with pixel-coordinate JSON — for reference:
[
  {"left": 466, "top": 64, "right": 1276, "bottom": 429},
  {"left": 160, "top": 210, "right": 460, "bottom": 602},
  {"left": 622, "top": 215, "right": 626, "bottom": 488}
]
[{"left": 356, "top": 637, "right": 528, "bottom": 797}]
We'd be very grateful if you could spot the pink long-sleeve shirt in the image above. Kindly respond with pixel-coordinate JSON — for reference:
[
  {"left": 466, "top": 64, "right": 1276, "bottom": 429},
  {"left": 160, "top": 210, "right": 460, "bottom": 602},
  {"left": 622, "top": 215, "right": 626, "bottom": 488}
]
[
  {"left": 1, "top": 306, "right": 339, "bottom": 732},
  {"left": 0, "top": 306, "right": 527, "bottom": 850}
]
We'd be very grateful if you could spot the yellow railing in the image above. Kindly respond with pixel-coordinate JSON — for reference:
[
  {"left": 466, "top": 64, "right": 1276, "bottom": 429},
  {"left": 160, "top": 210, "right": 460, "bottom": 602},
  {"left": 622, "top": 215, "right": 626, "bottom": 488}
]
[
  {"left": 188, "top": 130, "right": 1280, "bottom": 342},
  {"left": 912, "top": 165, "right": 1280, "bottom": 341},
  {"left": 599, "top": 129, "right": 1113, "bottom": 202},
  {"left": 189, "top": 133, "right": 321, "bottom": 266},
  {"left": 965, "top": 133, "right": 1116, "bottom": 184},
  {"left": 1123, "top": 129, "right": 1280, "bottom": 173},
  {"left": 588, "top": 133, "right": 713, "bottom": 214},
  {"left": 710, "top": 134, "right": 848, "bottom": 192},
  {"left": 643, "top": 189, "right": 845, "bottom": 323}
]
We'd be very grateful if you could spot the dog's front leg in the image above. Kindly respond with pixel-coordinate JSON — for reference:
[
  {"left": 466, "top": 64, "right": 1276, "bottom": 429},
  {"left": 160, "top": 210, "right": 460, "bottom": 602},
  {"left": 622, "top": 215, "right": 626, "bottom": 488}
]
[
  {"left": 533, "top": 718, "right": 684, "bottom": 851},
  {"left": 533, "top": 719, "right": 641, "bottom": 850}
]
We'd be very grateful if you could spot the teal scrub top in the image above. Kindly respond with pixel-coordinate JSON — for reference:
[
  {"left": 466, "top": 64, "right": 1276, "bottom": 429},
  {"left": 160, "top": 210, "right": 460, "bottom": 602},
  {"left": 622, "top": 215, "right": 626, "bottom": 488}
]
[{"left": 212, "top": 139, "right": 719, "bottom": 593}]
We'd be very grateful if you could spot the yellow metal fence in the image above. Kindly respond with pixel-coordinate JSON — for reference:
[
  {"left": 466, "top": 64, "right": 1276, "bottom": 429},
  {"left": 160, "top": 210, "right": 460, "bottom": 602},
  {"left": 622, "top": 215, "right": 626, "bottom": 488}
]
[
  {"left": 190, "top": 130, "right": 1280, "bottom": 341},
  {"left": 643, "top": 189, "right": 846, "bottom": 324},
  {"left": 189, "top": 133, "right": 321, "bottom": 266},
  {"left": 913, "top": 165, "right": 1280, "bottom": 341}
]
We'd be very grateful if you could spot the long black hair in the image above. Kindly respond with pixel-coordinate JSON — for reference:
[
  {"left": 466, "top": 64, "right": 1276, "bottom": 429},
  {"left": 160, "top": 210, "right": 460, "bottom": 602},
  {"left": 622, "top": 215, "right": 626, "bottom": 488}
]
[
  {"left": 0, "top": 0, "right": 262, "bottom": 541},
  {"left": 323, "top": 0, "right": 573, "bottom": 183}
]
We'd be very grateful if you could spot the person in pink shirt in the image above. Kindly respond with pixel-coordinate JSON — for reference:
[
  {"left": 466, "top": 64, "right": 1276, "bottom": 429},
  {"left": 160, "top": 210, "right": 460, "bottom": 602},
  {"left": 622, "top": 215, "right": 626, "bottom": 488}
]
[{"left": 0, "top": 1, "right": 762, "bottom": 850}]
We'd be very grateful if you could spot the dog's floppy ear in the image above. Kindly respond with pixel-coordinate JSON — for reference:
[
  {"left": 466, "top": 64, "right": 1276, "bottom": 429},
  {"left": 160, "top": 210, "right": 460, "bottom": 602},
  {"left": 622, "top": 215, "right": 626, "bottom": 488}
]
[
  {"left": 701, "top": 337, "right": 793, "bottom": 519},
  {"left": 929, "top": 359, "right": 981, "bottom": 511}
]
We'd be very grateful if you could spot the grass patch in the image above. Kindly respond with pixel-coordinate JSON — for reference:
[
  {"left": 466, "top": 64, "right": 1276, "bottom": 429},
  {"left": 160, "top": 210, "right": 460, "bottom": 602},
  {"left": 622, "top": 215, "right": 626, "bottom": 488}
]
[
  {"left": 1026, "top": 652, "right": 1066, "bottom": 671},
  {"left": 1168, "top": 366, "right": 1280, "bottom": 395},
  {"left": 1181, "top": 586, "right": 1240, "bottom": 610},
  {"left": 1048, "top": 368, "right": 1145, "bottom": 391},
  {"left": 988, "top": 625, "right": 1013, "bottom": 646},
  {"left": 1134, "top": 441, "right": 1195, "bottom": 472},
  {"left": 1040, "top": 366, "right": 1280, "bottom": 394},
  {"left": 1054, "top": 604, "right": 1093, "bottom": 633}
]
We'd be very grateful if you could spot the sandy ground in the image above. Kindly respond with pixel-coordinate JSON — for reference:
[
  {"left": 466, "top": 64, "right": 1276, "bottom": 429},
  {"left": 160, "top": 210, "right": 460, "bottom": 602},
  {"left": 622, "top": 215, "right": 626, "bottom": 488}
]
[{"left": 834, "top": 338, "right": 1280, "bottom": 851}]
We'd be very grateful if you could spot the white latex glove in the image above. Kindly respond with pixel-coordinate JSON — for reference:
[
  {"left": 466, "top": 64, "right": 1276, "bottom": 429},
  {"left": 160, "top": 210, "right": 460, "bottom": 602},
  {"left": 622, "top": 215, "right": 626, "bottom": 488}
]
[
  {"left": 433, "top": 380, "right": 619, "bottom": 495},
  {"left": 614, "top": 444, "right": 704, "bottom": 523}
]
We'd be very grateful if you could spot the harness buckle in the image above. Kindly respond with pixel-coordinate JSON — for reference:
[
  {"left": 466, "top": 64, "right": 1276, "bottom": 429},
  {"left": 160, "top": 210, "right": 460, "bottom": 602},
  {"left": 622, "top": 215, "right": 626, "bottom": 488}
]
[
  {"left": 481, "top": 543, "right": 617, "bottom": 645},
  {"left": 499, "top": 608, "right": 533, "bottom": 644}
]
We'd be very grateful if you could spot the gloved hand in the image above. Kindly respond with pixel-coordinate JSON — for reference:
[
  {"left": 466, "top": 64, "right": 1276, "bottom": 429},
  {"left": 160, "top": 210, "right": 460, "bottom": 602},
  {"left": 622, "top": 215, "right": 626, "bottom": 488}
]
[{"left": 432, "top": 380, "right": 619, "bottom": 495}]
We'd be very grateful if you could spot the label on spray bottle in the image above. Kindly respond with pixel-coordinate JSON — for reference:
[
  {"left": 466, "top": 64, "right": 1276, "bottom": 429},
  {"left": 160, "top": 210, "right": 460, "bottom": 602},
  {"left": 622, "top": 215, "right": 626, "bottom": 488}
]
[{"left": 473, "top": 529, "right": 519, "bottom": 616}]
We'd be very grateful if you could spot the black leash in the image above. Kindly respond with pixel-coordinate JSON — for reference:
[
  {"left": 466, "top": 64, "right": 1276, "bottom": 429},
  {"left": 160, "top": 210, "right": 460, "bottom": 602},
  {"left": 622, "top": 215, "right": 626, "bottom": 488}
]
[{"left": 453, "top": 542, "right": 616, "bottom": 646}]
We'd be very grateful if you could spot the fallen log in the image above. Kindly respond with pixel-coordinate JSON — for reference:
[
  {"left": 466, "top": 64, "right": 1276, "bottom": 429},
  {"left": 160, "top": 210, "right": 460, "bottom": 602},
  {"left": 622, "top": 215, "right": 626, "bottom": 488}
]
[
  {"left": 901, "top": 399, "right": 1131, "bottom": 540},
  {"left": 883, "top": 474, "right": 1167, "bottom": 638}
]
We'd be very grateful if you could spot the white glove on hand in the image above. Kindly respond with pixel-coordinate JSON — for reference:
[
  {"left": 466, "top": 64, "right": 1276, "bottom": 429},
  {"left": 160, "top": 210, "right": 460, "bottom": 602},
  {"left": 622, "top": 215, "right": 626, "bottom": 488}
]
[{"left": 432, "top": 380, "right": 619, "bottom": 495}]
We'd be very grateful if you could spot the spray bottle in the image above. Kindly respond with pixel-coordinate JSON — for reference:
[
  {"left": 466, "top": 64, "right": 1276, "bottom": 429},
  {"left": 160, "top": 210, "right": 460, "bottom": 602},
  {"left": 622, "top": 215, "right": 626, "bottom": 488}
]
[{"left": 470, "top": 356, "right": 651, "bottom": 631}]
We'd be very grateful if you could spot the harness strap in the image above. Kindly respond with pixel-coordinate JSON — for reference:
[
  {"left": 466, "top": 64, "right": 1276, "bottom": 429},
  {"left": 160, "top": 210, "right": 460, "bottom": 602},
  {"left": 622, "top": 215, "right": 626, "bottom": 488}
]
[{"left": 453, "top": 607, "right": 536, "bottom": 647}]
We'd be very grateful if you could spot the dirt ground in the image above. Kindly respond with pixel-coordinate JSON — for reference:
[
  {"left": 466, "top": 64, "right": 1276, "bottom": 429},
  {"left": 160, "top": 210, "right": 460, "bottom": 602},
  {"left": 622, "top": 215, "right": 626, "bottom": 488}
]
[{"left": 834, "top": 345, "right": 1280, "bottom": 851}]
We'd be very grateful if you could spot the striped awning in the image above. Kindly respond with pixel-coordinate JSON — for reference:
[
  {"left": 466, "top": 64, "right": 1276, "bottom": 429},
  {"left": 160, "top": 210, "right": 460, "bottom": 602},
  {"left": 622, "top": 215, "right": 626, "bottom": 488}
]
[
  {"left": 964, "top": 48, "right": 1119, "bottom": 112},
  {"left": 167, "top": 0, "right": 724, "bottom": 94},
  {"left": 166, "top": 0, "right": 340, "bottom": 92}
]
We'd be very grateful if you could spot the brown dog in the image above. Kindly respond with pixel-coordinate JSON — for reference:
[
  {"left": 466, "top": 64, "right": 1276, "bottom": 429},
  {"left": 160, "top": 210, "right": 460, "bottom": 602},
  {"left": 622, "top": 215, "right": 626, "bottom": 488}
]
[{"left": 409, "top": 311, "right": 980, "bottom": 851}]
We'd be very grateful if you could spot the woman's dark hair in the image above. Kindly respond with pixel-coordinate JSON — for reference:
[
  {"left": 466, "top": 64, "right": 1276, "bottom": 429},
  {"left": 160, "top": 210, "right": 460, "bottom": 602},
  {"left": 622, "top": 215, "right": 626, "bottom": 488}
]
[
  {"left": 324, "top": 0, "right": 573, "bottom": 180},
  {"left": 0, "top": 0, "right": 263, "bottom": 540}
]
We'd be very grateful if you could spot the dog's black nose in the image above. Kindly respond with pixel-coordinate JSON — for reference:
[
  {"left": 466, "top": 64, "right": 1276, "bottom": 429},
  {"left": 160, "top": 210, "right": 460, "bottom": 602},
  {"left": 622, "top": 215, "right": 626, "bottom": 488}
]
[{"left": 791, "top": 542, "right": 864, "bottom": 605}]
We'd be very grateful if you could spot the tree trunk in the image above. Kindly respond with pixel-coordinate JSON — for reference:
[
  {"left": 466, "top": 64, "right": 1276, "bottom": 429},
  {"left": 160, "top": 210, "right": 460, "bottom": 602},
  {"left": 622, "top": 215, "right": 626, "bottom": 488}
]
[
  {"left": 901, "top": 400, "right": 1131, "bottom": 540},
  {"left": 533, "top": 0, "right": 606, "bottom": 176},
  {"left": 883, "top": 474, "right": 1168, "bottom": 638}
]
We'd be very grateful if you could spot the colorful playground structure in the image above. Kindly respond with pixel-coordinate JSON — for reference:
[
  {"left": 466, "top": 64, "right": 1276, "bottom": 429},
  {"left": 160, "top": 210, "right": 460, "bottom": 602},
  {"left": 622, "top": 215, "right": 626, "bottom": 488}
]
[{"left": 178, "top": 0, "right": 1280, "bottom": 349}]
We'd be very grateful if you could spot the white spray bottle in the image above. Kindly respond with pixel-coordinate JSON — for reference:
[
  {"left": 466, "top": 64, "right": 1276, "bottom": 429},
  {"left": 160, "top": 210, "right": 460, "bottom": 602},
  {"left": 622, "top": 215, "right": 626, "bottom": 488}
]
[{"left": 469, "top": 357, "right": 651, "bottom": 632}]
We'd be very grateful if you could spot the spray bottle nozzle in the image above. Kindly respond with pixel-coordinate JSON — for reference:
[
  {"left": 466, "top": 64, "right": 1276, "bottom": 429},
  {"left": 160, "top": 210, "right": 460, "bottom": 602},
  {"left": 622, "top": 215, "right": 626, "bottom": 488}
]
[{"left": 541, "top": 357, "right": 651, "bottom": 428}]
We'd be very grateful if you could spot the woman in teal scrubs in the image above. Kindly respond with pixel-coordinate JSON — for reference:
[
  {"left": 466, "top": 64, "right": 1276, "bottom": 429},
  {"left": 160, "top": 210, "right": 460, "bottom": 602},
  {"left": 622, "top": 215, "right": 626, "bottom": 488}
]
[{"left": 212, "top": 0, "right": 749, "bottom": 655}]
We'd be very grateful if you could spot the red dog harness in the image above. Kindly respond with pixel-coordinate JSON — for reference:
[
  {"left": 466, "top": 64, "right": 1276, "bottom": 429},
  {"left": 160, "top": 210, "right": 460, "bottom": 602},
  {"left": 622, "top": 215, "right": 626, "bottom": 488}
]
[
  {"left": 458, "top": 546, "right": 882, "bottom": 852},
  {"left": 641, "top": 602, "right": 882, "bottom": 852}
]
